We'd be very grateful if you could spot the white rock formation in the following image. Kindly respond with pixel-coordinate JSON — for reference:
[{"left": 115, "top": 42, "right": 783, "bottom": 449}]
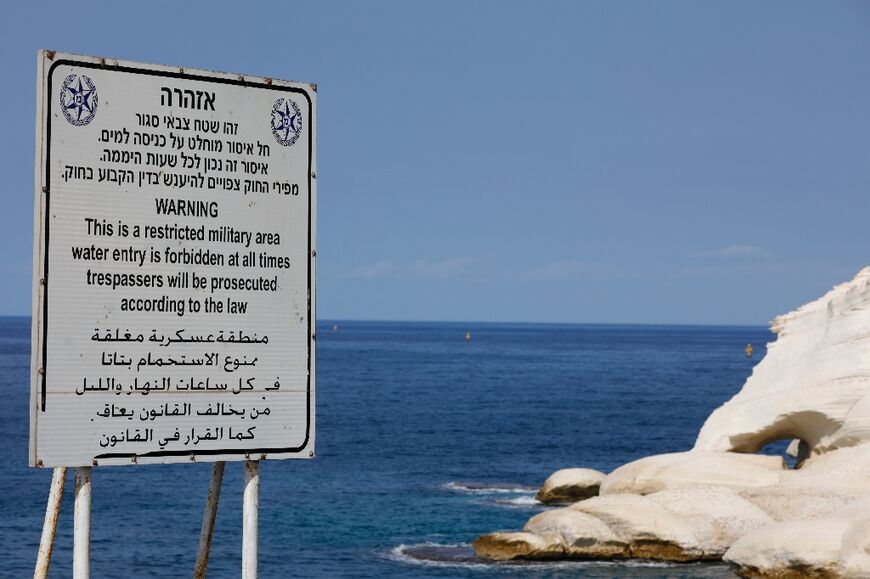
[
  {"left": 536, "top": 468, "right": 605, "bottom": 503},
  {"left": 724, "top": 498, "right": 870, "bottom": 578},
  {"left": 473, "top": 531, "right": 563, "bottom": 561},
  {"left": 475, "top": 268, "right": 870, "bottom": 576},
  {"left": 695, "top": 267, "right": 870, "bottom": 457},
  {"left": 475, "top": 486, "right": 773, "bottom": 561},
  {"left": 600, "top": 451, "right": 785, "bottom": 495}
]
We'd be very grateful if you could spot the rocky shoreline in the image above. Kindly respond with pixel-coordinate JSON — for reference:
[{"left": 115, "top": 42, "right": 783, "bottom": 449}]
[{"left": 474, "top": 268, "right": 870, "bottom": 578}]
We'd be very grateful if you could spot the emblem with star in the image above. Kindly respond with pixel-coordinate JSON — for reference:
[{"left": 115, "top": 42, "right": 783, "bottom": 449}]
[
  {"left": 271, "top": 98, "right": 303, "bottom": 146},
  {"left": 60, "top": 74, "right": 98, "bottom": 127}
]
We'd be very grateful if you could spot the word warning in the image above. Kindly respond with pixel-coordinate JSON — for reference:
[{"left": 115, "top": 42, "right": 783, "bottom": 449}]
[{"left": 30, "top": 51, "right": 316, "bottom": 467}]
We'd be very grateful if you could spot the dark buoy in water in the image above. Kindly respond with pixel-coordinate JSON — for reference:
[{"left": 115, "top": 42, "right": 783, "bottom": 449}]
[
  {"left": 465, "top": 331, "right": 472, "bottom": 342},
  {"left": 745, "top": 342, "right": 753, "bottom": 358}
]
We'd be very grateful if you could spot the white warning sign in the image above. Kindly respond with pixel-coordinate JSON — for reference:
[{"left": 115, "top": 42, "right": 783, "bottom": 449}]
[{"left": 30, "top": 51, "right": 316, "bottom": 467}]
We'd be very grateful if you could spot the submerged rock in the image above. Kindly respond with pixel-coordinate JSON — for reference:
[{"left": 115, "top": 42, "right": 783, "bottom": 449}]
[
  {"left": 535, "top": 467, "right": 605, "bottom": 503},
  {"left": 474, "top": 268, "right": 870, "bottom": 576}
]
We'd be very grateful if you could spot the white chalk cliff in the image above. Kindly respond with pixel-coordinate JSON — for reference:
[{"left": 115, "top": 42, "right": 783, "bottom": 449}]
[
  {"left": 474, "top": 268, "right": 870, "bottom": 577},
  {"left": 695, "top": 267, "right": 870, "bottom": 457}
]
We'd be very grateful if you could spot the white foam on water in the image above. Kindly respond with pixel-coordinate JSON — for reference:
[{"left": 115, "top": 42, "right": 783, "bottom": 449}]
[
  {"left": 442, "top": 481, "right": 537, "bottom": 495},
  {"left": 387, "top": 543, "right": 490, "bottom": 570},
  {"left": 489, "top": 495, "right": 543, "bottom": 508}
]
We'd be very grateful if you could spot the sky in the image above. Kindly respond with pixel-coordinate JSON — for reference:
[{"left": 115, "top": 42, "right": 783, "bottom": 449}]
[{"left": 1, "top": 1, "right": 868, "bottom": 325}]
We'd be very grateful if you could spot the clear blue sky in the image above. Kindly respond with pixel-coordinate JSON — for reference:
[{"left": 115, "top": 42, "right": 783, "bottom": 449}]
[{"left": 2, "top": 1, "right": 868, "bottom": 325}]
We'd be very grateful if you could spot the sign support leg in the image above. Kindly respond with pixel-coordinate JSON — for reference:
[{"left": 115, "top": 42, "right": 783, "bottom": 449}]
[
  {"left": 242, "top": 460, "right": 259, "bottom": 579},
  {"left": 73, "top": 466, "right": 92, "bottom": 579},
  {"left": 194, "top": 461, "right": 225, "bottom": 579},
  {"left": 34, "top": 467, "right": 67, "bottom": 579}
]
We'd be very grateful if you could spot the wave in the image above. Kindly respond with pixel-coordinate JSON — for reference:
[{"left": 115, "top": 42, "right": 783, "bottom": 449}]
[
  {"left": 388, "top": 543, "right": 490, "bottom": 569},
  {"left": 442, "top": 480, "right": 538, "bottom": 494},
  {"left": 487, "top": 495, "right": 542, "bottom": 508}
]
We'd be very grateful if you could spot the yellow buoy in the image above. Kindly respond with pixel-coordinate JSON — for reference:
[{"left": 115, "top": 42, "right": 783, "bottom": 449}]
[{"left": 745, "top": 343, "right": 753, "bottom": 358}]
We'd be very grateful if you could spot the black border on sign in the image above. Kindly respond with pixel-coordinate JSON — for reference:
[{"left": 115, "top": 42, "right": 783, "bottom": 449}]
[{"left": 42, "top": 58, "right": 313, "bottom": 461}]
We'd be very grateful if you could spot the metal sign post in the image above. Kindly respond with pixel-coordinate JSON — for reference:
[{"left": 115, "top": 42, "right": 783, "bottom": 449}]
[
  {"left": 29, "top": 50, "right": 316, "bottom": 578},
  {"left": 242, "top": 460, "right": 260, "bottom": 579},
  {"left": 73, "top": 467, "right": 92, "bottom": 579},
  {"left": 34, "top": 467, "right": 66, "bottom": 579},
  {"left": 194, "top": 461, "right": 226, "bottom": 579}
]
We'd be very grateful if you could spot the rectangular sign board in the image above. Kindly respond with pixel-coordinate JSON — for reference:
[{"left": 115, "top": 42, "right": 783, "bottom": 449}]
[{"left": 30, "top": 51, "right": 316, "bottom": 467}]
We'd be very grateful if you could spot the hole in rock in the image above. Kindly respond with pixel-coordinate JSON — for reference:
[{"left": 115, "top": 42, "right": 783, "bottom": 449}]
[
  {"left": 758, "top": 438, "right": 802, "bottom": 469},
  {"left": 732, "top": 411, "right": 833, "bottom": 468}
]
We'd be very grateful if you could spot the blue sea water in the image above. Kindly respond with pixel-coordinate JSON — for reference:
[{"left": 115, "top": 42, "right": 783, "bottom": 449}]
[{"left": 0, "top": 318, "right": 774, "bottom": 578}]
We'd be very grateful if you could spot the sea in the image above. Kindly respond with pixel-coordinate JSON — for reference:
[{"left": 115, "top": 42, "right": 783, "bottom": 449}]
[{"left": 0, "top": 318, "right": 776, "bottom": 578}]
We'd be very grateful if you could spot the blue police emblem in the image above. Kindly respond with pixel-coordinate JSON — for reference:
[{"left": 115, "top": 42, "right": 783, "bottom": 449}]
[
  {"left": 60, "top": 74, "right": 98, "bottom": 126},
  {"left": 271, "top": 98, "right": 302, "bottom": 146}
]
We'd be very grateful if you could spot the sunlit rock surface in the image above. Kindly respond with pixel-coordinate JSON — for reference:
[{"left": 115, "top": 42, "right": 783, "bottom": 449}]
[
  {"left": 477, "top": 486, "right": 772, "bottom": 561},
  {"left": 475, "top": 269, "right": 870, "bottom": 576},
  {"left": 695, "top": 267, "right": 870, "bottom": 456},
  {"left": 535, "top": 467, "right": 605, "bottom": 503},
  {"left": 600, "top": 451, "right": 785, "bottom": 495},
  {"left": 724, "top": 498, "right": 870, "bottom": 578}
]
